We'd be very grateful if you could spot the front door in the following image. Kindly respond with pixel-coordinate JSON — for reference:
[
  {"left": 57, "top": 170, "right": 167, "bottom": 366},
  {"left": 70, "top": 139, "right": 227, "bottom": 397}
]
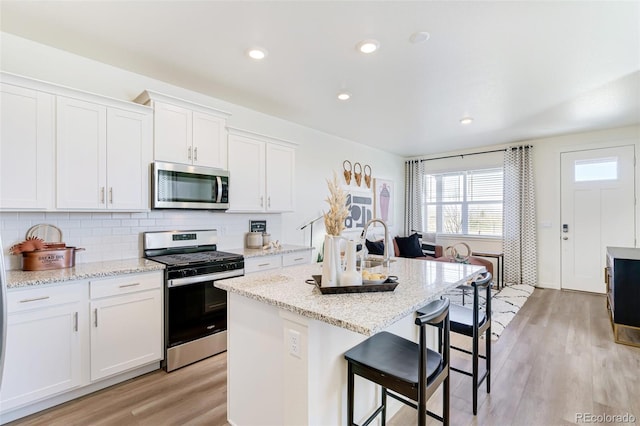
[{"left": 560, "top": 146, "right": 636, "bottom": 293}]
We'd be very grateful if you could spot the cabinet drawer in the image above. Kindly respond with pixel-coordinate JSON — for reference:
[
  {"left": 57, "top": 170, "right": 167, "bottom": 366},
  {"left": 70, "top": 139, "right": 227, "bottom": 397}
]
[
  {"left": 282, "top": 251, "right": 311, "bottom": 267},
  {"left": 90, "top": 271, "right": 162, "bottom": 299},
  {"left": 7, "top": 282, "right": 86, "bottom": 313},
  {"left": 245, "top": 256, "right": 281, "bottom": 274}
]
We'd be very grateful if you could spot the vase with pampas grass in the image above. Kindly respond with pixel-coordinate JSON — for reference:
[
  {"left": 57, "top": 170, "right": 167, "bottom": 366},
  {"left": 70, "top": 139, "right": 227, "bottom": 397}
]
[{"left": 321, "top": 172, "right": 348, "bottom": 286}]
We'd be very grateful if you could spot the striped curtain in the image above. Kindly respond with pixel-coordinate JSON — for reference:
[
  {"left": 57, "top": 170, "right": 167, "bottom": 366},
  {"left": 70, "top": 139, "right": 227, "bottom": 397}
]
[
  {"left": 503, "top": 146, "right": 537, "bottom": 286},
  {"left": 404, "top": 160, "right": 425, "bottom": 235}
]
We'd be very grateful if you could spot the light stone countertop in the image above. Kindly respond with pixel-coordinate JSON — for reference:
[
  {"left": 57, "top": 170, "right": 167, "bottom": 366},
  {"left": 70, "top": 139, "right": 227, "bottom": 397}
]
[
  {"left": 228, "top": 244, "right": 313, "bottom": 258},
  {"left": 5, "top": 258, "right": 165, "bottom": 289},
  {"left": 216, "top": 257, "right": 485, "bottom": 336}
]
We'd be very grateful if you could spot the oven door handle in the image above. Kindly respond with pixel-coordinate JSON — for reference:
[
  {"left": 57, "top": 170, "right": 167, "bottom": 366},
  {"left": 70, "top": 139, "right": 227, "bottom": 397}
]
[{"left": 168, "top": 270, "right": 244, "bottom": 287}]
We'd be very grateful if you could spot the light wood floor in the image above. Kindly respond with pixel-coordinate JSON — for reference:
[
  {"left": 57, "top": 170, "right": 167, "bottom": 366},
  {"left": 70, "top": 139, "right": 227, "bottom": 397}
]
[{"left": 8, "top": 288, "right": 640, "bottom": 426}]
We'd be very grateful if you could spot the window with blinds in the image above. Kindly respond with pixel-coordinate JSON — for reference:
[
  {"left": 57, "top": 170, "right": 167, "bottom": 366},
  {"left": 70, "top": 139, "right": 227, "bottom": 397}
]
[{"left": 423, "top": 167, "right": 503, "bottom": 236}]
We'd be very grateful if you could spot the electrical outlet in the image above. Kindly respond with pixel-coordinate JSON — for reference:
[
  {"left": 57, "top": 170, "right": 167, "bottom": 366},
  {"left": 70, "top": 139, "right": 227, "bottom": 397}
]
[{"left": 288, "top": 329, "right": 301, "bottom": 358}]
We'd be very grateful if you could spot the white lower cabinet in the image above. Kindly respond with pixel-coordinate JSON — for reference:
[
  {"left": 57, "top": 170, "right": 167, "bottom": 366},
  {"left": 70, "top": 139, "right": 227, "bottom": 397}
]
[
  {"left": 245, "top": 255, "right": 282, "bottom": 274},
  {"left": 0, "top": 282, "right": 87, "bottom": 412},
  {"left": 0, "top": 271, "right": 163, "bottom": 418},
  {"left": 245, "top": 250, "right": 312, "bottom": 274},
  {"left": 89, "top": 273, "right": 163, "bottom": 381}
]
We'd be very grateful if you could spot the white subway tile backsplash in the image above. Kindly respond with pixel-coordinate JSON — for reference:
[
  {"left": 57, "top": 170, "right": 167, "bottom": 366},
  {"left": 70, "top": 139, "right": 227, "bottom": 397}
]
[
  {"left": 18, "top": 212, "right": 45, "bottom": 221},
  {"left": 45, "top": 212, "right": 70, "bottom": 220},
  {"left": 1, "top": 211, "right": 283, "bottom": 270}
]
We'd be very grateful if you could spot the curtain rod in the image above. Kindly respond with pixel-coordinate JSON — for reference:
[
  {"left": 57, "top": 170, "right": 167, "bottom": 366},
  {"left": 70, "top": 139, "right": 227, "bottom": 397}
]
[{"left": 415, "top": 145, "right": 532, "bottom": 163}]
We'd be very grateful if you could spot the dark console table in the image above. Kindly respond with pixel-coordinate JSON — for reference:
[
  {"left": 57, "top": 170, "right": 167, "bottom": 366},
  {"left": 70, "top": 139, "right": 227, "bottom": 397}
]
[{"left": 605, "top": 247, "right": 640, "bottom": 347}]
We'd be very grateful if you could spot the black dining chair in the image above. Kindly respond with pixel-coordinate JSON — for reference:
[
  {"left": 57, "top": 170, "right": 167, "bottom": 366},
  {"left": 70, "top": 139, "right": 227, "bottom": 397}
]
[
  {"left": 344, "top": 298, "right": 450, "bottom": 426},
  {"left": 419, "top": 272, "right": 492, "bottom": 415}
]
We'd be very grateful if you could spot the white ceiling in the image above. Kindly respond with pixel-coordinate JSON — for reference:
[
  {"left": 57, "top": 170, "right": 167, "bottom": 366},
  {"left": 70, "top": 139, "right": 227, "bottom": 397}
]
[{"left": 1, "top": 1, "right": 639, "bottom": 157}]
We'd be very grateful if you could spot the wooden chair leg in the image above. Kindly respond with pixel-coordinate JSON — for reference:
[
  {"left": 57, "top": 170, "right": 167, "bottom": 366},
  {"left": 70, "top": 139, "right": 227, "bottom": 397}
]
[
  {"left": 472, "top": 333, "right": 479, "bottom": 415},
  {"left": 381, "top": 387, "right": 387, "bottom": 426},
  {"left": 486, "top": 326, "right": 491, "bottom": 394},
  {"left": 347, "top": 363, "right": 354, "bottom": 425},
  {"left": 418, "top": 390, "right": 427, "bottom": 426},
  {"left": 443, "top": 374, "right": 450, "bottom": 426}
]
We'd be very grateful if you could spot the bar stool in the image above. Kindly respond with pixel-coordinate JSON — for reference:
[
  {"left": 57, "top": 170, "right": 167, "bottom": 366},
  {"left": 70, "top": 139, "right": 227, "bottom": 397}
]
[
  {"left": 344, "top": 298, "right": 450, "bottom": 426},
  {"left": 419, "top": 272, "right": 492, "bottom": 415}
]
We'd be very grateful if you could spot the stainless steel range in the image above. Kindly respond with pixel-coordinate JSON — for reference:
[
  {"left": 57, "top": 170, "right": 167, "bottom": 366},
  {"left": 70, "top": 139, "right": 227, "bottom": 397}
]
[{"left": 143, "top": 229, "right": 244, "bottom": 372}]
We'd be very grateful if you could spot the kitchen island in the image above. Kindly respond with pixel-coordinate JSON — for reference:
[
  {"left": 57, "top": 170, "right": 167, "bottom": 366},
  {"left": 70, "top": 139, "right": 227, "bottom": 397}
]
[{"left": 217, "top": 257, "right": 484, "bottom": 425}]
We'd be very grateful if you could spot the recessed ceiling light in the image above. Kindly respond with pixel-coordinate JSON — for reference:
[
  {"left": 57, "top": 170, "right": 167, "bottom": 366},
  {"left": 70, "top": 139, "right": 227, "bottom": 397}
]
[
  {"left": 246, "top": 47, "right": 268, "bottom": 60},
  {"left": 356, "top": 39, "right": 380, "bottom": 54},
  {"left": 460, "top": 117, "right": 474, "bottom": 125},
  {"left": 337, "top": 91, "right": 352, "bottom": 101},
  {"left": 409, "top": 31, "right": 431, "bottom": 44}
]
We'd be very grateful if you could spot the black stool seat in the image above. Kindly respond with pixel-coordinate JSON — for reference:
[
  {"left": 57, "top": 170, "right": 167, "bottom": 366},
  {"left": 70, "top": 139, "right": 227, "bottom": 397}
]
[
  {"left": 344, "top": 298, "right": 451, "bottom": 426},
  {"left": 344, "top": 331, "right": 444, "bottom": 398},
  {"left": 449, "top": 303, "right": 487, "bottom": 335}
]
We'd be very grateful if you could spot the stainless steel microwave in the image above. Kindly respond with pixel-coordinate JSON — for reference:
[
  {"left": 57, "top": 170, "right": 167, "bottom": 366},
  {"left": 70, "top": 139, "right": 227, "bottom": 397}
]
[{"left": 152, "top": 161, "right": 230, "bottom": 210}]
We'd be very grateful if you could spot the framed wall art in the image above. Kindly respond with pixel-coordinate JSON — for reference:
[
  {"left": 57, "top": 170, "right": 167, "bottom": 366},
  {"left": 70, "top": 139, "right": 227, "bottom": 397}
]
[
  {"left": 373, "top": 178, "right": 394, "bottom": 227},
  {"left": 342, "top": 186, "right": 373, "bottom": 230}
]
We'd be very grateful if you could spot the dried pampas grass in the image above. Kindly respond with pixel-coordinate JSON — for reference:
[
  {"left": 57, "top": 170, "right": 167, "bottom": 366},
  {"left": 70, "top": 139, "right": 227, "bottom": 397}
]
[{"left": 323, "top": 172, "right": 349, "bottom": 236}]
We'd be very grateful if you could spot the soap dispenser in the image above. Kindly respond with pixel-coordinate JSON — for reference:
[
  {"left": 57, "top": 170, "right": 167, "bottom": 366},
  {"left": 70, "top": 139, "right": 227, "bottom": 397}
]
[{"left": 340, "top": 240, "right": 362, "bottom": 286}]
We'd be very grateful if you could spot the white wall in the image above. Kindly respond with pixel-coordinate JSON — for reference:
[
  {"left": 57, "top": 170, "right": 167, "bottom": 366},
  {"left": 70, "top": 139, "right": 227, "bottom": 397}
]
[
  {"left": 531, "top": 125, "right": 640, "bottom": 289},
  {"left": 416, "top": 125, "right": 640, "bottom": 290},
  {"left": 0, "top": 33, "right": 405, "bottom": 270}
]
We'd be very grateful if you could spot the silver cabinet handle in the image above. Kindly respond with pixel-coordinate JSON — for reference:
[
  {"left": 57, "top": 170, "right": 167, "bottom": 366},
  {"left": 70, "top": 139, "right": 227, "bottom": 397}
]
[
  {"left": 19, "top": 296, "right": 50, "bottom": 303},
  {"left": 100, "top": 187, "right": 105, "bottom": 203},
  {"left": 74, "top": 312, "right": 78, "bottom": 332},
  {"left": 194, "top": 146, "right": 198, "bottom": 161},
  {"left": 119, "top": 282, "right": 140, "bottom": 288},
  {"left": 563, "top": 236, "right": 568, "bottom": 240},
  {"left": 188, "top": 146, "right": 192, "bottom": 160},
  {"left": 294, "top": 257, "right": 304, "bottom": 261},
  {"left": 260, "top": 196, "right": 264, "bottom": 207},
  {"left": 94, "top": 308, "right": 98, "bottom": 327},
  {"left": 109, "top": 187, "right": 113, "bottom": 204},
  {"left": 268, "top": 196, "right": 271, "bottom": 208},
  {"left": 258, "top": 263, "right": 270, "bottom": 267}
]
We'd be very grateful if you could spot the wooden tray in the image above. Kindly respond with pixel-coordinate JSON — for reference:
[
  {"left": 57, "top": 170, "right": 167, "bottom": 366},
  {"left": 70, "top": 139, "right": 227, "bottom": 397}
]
[{"left": 308, "top": 275, "right": 398, "bottom": 294}]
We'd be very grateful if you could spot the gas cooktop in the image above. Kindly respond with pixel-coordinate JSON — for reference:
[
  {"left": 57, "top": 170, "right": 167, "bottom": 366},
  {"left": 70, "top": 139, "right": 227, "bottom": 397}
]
[{"left": 147, "top": 250, "right": 243, "bottom": 267}]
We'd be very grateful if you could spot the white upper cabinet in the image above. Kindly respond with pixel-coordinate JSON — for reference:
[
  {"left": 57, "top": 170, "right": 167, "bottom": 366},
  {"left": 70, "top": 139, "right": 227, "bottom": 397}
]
[
  {"left": 0, "top": 82, "right": 54, "bottom": 210},
  {"left": 56, "top": 97, "right": 151, "bottom": 210},
  {"left": 266, "top": 143, "right": 296, "bottom": 212},
  {"left": 135, "top": 91, "right": 230, "bottom": 169},
  {"left": 227, "top": 128, "right": 296, "bottom": 213},
  {"left": 106, "top": 108, "right": 151, "bottom": 210},
  {"left": 56, "top": 97, "right": 107, "bottom": 209},
  {"left": 0, "top": 72, "right": 152, "bottom": 212}
]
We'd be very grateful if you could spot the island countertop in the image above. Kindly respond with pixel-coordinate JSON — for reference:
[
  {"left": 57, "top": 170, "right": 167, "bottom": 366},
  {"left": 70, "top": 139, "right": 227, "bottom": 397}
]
[{"left": 216, "top": 257, "right": 485, "bottom": 335}]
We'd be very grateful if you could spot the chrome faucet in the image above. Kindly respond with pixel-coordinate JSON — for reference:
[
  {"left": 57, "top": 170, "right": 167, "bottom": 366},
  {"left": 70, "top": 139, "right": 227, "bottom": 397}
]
[{"left": 360, "top": 219, "right": 391, "bottom": 265}]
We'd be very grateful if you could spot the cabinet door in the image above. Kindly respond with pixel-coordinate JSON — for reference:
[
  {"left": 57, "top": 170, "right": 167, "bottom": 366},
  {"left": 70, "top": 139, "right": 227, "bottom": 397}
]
[
  {"left": 245, "top": 255, "right": 281, "bottom": 274},
  {"left": 0, "top": 302, "right": 84, "bottom": 411},
  {"left": 266, "top": 144, "right": 295, "bottom": 212},
  {"left": 56, "top": 97, "right": 107, "bottom": 209},
  {"left": 106, "top": 108, "right": 151, "bottom": 210},
  {"left": 0, "top": 84, "right": 54, "bottom": 210},
  {"left": 153, "top": 101, "right": 192, "bottom": 165},
  {"left": 90, "top": 289, "right": 163, "bottom": 381},
  {"left": 228, "top": 135, "right": 266, "bottom": 211},
  {"left": 192, "top": 111, "right": 227, "bottom": 169}
]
